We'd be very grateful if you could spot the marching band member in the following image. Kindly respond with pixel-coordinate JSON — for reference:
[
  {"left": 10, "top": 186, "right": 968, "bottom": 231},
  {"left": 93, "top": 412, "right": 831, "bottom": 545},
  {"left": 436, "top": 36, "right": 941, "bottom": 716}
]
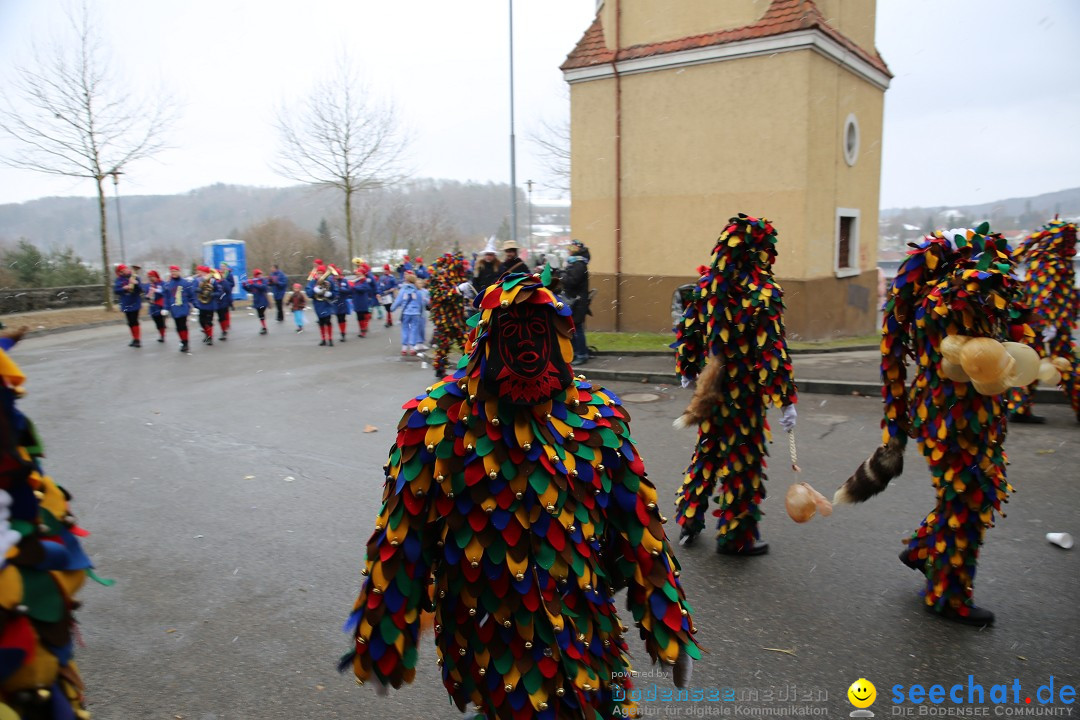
[
  {"left": 113, "top": 263, "right": 144, "bottom": 348},
  {"left": 243, "top": 269, "right": 271, "bottom": 335},
  {"left": 163, "top": 265, "right": 196, "bottom": 352},
  {"left": 145, "top": 269, "right": 168, "bottom": 343},
  {"left": 306, "top": 264, "right": 338, "bottom": 346}
]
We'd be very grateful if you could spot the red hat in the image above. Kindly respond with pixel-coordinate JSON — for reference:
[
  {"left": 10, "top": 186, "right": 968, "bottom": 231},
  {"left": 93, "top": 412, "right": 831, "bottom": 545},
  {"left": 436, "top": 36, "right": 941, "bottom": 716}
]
[
  {"left": 147, "top": 269, "right": 161, "bottom": 279},
  {"left": 253, "top": 268, "right": 263, "bottom": 276},
  {"left": 415, "top": 256, "right": 423, "bottom": 263},
  {"left": 168, "top": 265, "right": 181, "bottom": 272},
  {"left": 115, "top": 264, "right": 128, "bottom": 275},
  {"left": 197, "top": 265, "right": 211, "bottom": 273},
  {"left": 314, "top": 258, "right": 323, "bottom": 265}
]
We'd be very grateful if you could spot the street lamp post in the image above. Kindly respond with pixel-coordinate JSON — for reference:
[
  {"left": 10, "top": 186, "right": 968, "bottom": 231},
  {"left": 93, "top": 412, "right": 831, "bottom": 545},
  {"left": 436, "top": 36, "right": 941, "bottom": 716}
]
[
  {"left": 525, "top": 179, "right": 534, "bottom": 256},
  {"left": 508, "top": 0, "right": 518, "bottom": 245},
  {"left": 109, "top": 169, "right": 126, "bottom": 264}
]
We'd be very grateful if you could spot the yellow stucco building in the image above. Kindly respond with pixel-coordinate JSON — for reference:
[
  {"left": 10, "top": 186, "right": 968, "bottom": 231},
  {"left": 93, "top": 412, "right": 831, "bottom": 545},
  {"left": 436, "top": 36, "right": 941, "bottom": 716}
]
[{"left": 561, "top": 0, "right": 891, "bottom": 339}]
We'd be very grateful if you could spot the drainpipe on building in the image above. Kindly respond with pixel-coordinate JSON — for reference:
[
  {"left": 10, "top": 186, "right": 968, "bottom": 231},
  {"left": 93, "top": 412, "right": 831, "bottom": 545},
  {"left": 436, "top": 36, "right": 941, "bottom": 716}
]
[{"left": 611, "top": 0, "right": 623, "bottom": 332}]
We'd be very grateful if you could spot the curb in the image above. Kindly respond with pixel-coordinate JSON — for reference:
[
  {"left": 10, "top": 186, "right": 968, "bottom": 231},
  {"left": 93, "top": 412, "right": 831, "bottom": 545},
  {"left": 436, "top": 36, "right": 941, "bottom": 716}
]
[
  {"left": 580, "top": 368, "right": 1071, "bottom": 404},
  {"left": 593, "top": 345, "right": 878, "bottom": 357}
]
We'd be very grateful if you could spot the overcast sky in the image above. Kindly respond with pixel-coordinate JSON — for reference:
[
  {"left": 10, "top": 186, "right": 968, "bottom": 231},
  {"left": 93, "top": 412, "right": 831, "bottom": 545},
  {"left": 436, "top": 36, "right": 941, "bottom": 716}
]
[{"left": 0, "top": 0, "right": 1076, "bottom": 209}]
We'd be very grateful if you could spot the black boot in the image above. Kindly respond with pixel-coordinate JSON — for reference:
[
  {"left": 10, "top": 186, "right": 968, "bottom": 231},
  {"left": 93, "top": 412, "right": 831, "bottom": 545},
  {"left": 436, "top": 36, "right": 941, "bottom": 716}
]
[
  {"left": 340, "top": 334, "right": 346, "bottom": 342},
  {"left": 219, "top": 332, "right": 228, "bottom": 341},
  {"left": 318, "top": 340, "right": 326, "bottom": 347},
  {"left": 328, "top": 339, "right": 334, "bottom": 347},
  {"left": 132, "top": 339, "right": 141, "bottom": 348},
  {"left": 260, "top": 327, "right": 268, "bottom": 335},
  {"left": 1009, "top": 412, "right": 1046, "bottom": 424},
  {"left": 157, "top": 336, "right": 165, "bottom": 343},
  {"left": 899, "top": 547, "right": 925, "bottom": 572},
  {"left": 927, "top": 604, "right": 994, "bottom": 627},
  {"left": 180, "top": 342, "right": 189, "bottom": 353},
  {"left": 718, "top": 540, "right": 769, "bottom": 556}
]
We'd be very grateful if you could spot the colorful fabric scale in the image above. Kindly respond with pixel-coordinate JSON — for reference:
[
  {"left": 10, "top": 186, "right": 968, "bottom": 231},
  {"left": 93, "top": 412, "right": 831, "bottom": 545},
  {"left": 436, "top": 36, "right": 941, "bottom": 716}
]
[
  {"left": 883, "top": 225, "right": 1032, "bottom": 617},
  {"left": 429, "top": 253, "right": 469, "bottom": 378},
  {"left": 341, "top": 273, "right": 699, "bottom": 720},
  {"left": 1006, "top": 219, "right": 1079, "bottom": 418},
  {"left": 671, "top": 215, "right": 797, "bottom": 549},
  {"left": 0, "top": 346, "right": 99, "bottom": 719}
]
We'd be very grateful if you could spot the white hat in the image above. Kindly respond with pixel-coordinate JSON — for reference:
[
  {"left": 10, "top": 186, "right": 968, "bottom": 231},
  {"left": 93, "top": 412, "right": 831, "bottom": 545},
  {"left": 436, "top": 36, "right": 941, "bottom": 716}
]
[{"left": 482, "top": 237, "right": 497, "bottom": 254}]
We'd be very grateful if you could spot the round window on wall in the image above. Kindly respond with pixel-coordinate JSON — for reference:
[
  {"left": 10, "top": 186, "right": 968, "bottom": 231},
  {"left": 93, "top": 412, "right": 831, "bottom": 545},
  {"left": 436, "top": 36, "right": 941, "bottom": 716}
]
[{"left": 843, "top": 113, "right": 860, "bottom": 167}]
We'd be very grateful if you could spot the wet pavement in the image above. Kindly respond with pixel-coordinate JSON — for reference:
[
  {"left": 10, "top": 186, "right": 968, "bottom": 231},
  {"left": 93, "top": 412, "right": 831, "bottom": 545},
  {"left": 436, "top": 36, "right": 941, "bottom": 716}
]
[{"left": 11, "top": 314, "right": 1079, "bottom": 719}]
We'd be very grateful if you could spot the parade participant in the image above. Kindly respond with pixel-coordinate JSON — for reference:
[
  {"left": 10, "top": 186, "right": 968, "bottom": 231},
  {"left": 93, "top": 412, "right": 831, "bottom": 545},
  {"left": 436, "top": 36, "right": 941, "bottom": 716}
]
[
  {"left": 672, "top": 215, "right": 798, "bottom": 553},
  {"left": 306, "top": 264, "right": 338, "bottom": 346},
  {"left": 0, "top": 334, "right": 102, "bottom": 718},
  {"left": 414, "top": 256, "right": 430, "bottom": 280},
  {"left": 1007, "top": 218, "right": 1079, "bottom": 423},
  {"left": 428, "top": 253, "right": 468, "bottom": 378},
  {"left": 145, "top": 269, "right": 168, "bottom": 343},
  {"left": 835, "top": 225, "right": 1033, "bottom": 627},
  {"left": 288, "top": 283, "right": 307, "bottom": 333},
  {"left": 215, "top": 263, "right": 234, "bottom": 341},
  {"left": 376, "top": 266, "right": 399, "bottom": 327},
  {"left": 243, "top": 269, "right": 271, "bottom": 335},
  {"left": 163, "top": 265, "right": 195, "bottom": 352},
  {"left": 269, "top": 264, "right": 289, "bottom": 322},
  {"left": 390, "top": 271, "right": 424, "bottom": 356},
  {"left": 113, "top": 263, "right": 144, "bottom": 348},
  {"left": 415, "top": 277, "right": 430, "bottom": 350},
  {"left": 194, "top": 265, "right": 220, "bottom": 345},
  {"left": 472, "top": 240, "right": 500, "bottom": 294},
  {"left": 351, "top": 264, "right": 376, "bottom": 338},
  {"left": 340, "top": 271, "right": 698, "bottom": 718},
  {"left": 333, "top": 270, "right": 353, "bottom": 342},
  {"left": 499, "top": 240, "right": 529, "bottom": 276},
  {"left": 562, "top": 240, "right": 592, "bottom": 365}
]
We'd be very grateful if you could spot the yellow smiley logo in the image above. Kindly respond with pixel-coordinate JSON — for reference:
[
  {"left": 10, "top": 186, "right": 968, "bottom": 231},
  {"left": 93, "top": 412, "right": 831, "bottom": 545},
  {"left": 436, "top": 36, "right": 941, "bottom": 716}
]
[{"left": 848, "top": 678, "right": 877, "bottom": 709}]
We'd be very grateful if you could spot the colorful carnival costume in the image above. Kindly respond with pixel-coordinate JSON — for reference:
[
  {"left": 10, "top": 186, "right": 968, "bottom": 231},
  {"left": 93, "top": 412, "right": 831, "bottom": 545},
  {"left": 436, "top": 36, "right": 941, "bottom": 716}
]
[
  {"left": 428, "top": 253, "right": 469, "bottom": 378},
  {"left": 1007, "top": 218, "right": 1079, "bottom": 422},
  {"left": 671, "top": 215, "right": 797, "bottom": 554},
  {"left": 835, "top": 225, "right": 1034, "bottom": 627},
  {"left": 1, "top": 336, "right": 104, "bottom": 718},
  {"left": 341, "top": 272, "right": 698, "bottom": 719}
]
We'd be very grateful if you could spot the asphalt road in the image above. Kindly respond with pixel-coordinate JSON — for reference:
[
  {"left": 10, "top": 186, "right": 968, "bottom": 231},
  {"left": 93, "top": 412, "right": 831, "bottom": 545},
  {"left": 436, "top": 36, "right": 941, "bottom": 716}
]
[{"left": 12, "top": 314, "right": 1080, "bottom": 719}]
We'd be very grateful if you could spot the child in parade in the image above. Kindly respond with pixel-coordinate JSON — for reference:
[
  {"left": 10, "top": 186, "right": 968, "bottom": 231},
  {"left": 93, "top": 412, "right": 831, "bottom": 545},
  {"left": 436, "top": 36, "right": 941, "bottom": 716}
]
[
  {"left": 288, "top": 283, "right": 307, "bottom": 333},
  {"left": 390, "top": 271, "right": 425, "bottom": 356}
]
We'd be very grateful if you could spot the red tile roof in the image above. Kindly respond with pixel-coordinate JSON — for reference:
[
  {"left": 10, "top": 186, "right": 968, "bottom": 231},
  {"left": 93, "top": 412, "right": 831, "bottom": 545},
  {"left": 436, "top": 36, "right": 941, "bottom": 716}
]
[{"left": 561, "top": 0, "right": 890, "bottom": 78}]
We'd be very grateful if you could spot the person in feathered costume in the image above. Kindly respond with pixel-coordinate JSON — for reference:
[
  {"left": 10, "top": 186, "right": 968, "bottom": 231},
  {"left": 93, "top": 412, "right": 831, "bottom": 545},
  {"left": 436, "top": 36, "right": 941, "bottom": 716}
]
[
  {"left": 0, "top": 329, "right": 106, "bottom": 718},
  {"left": 834, "top": 225, "right": 1034, "bottom": 627},
  {"left": 671, "top": 215, "right": 797, "bottom": 554},
  {"left": 428, "top": 253, "right": 469, "bottom": 379},
  {"left": 340, "top": 271, "right": 698, "bottom": 719},
  {"left": 1007, "top": 218, "right": 1079, "bottom": 423}
]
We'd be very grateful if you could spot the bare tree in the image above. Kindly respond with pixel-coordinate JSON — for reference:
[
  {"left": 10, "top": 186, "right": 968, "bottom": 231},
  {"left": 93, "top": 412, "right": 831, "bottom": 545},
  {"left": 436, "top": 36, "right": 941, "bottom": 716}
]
[
  {"left": 274, "top": 57, "right": 408, "bottom": 264},
  {"left": 0, "top": 2, "right": 175, "bottom": 309},
  {"left": 529, "top": 116, "right": 571, "bottom": 194}
]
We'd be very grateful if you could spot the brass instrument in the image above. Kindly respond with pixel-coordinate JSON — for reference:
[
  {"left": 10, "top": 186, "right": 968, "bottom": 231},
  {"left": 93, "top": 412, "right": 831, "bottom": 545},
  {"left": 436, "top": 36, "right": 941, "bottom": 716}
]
[{"left": 198, "top": 277, "right": 215, "bottom": 304}]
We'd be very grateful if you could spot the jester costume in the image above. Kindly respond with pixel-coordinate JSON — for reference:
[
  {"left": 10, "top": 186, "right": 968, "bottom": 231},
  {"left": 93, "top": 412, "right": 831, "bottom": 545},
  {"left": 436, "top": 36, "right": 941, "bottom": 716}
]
[
  {"left": 1007, "top": 218, "right": 1079, "bottom": 422},
  {"left": 341, "top": 272, "right": 699, "bottom": 719},
  {"left": 839, "top": 225, "right": 1032, "bottom": 626},
  {"left": 1, "top": 338, "right": 102, "bottom": 718},
  {"left": 429, "top": 253, "right": 469, "bottom": 379},
  {"left": 672, "top": 215, "right": 797, "bottom": 553}
]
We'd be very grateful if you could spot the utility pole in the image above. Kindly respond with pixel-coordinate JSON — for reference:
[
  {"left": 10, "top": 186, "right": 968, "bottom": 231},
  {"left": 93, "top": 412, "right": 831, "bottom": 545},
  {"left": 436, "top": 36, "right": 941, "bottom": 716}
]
[{"left": 109, "top": 169, "right": 126, "bottom": 264}]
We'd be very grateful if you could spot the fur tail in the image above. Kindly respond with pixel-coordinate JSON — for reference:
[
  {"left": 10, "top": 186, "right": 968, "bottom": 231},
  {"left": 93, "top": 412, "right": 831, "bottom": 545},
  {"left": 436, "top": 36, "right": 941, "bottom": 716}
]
[
  {"left": 834, "top": 437, "right": 905, "bottom": 504},
  {"left": 673, "top": 356, "right": 725, "bottom": 429}
]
